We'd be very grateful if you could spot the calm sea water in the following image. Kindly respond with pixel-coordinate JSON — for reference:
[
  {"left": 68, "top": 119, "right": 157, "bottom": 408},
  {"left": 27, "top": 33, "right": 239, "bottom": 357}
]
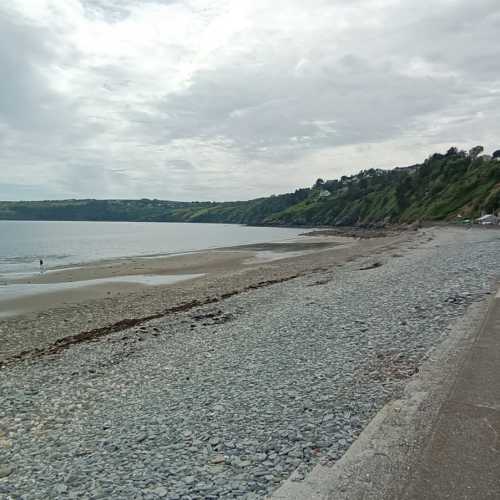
[{"left": 0, "top": 221, "right": 304, "bottom": 276}]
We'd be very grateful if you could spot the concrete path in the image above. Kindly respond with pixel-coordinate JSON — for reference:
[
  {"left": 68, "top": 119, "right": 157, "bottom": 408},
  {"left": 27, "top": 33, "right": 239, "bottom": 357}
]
[
  {"left": 402, "top": 286, "right": 500, "bottom": 499},
  {"left": 271, "top": 285, "right": 500, "bottom": 500}
]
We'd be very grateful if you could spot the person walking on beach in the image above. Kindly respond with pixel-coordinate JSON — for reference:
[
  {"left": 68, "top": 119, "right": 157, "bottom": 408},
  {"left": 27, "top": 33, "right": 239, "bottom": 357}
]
[{"left": 39, "top": 259, "right": 44, "bottom": 275}]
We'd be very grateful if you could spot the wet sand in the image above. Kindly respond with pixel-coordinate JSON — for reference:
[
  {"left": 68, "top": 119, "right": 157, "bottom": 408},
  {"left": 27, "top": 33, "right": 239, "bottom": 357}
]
[
  {"left": 9, "top": 250, "right": 254, "bottom": 285},
  {"left": 0, "top": 275, "right": 205, "bottom": 319},
  {"left": 0, "top": 238, "right": 345, "bottom": 318},
  {"left": 8, "top": 239, "right": 342, "bottom": 286}
]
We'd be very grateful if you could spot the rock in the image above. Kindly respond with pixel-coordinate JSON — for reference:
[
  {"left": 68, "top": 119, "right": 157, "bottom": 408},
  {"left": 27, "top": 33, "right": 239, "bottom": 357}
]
[
  {"left": 136, "top": 433, "right": 148, "bottom": 443},
  {"left": 288, "top": 447, "right": 303, "bottom": 458},
  {"left": 54, "top": 484, "right": 68, "bottom": 494},
  {"left": 290, "top": 469, "right": 305, "bottom": 482},
  {"left": 0, "top": 465, "right": 13, "bottom": 478},
  {"left": 151, "top": 486, "right": 168, "bottom": 497},
  {"left": 231, "top": 457, "right": 251, "bottom": 468},
  {"left": 350, "top": 416, "right": 362, "bottom": 428},
  {"left": 206, "top": 464, "right": 225, "bottom": 474},
  {"left": 195, "top": 482, "right": 211, "bottom": 492},
  {"left": 211, "top": 454, "right": 225, "bottom": 465}
]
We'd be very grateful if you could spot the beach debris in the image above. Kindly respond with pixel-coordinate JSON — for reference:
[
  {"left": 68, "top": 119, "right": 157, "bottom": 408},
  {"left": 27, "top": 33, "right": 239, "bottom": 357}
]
[
  {"left": 359, "top": 261, "right": 383, "bottom": 271},
  {"left": 306, "top": 277, "right": 333, "bottom": 286},
  {"left": 191, "top": 309, "right": 234, "bottom": 326},
  {"left": 365, "top": 351, "right": 419, "bottom": 381}
]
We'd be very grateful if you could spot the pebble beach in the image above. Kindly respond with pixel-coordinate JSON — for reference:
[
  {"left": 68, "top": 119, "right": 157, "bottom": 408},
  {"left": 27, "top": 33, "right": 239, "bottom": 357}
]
[{"left": 1, "top": 227, "right": 499, "bottom": 499}]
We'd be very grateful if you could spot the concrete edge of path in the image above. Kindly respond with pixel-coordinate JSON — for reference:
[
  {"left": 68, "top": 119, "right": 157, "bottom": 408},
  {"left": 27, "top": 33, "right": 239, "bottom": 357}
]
[{"left": 269, "top": 295, "right": 494, "bottom": 500}]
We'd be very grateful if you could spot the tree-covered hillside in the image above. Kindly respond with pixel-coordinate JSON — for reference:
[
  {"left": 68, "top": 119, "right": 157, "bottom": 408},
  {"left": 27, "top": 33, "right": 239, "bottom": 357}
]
[
  {"left": 1, "top": 147, "right": 499, "bottom": 226},
  {"left": 0, "top": 199, "right": 214, "bottom": 222}
]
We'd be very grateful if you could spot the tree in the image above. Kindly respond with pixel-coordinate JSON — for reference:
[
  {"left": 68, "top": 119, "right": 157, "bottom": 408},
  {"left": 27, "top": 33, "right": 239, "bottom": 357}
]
[
  {"left": 446, "top": 147, "right": 458, "bottom": 157},
  {"left": 395, "top": 174, "right": 413, "bottom": 211},
  {"left": 314, "top": 178, "right": 325, "bottom": 189},
  {"left": 469, "top": 145, "right": 484, "bottom": 158},
  {"left": 429, "top": 153, "right": 445, "bottom": 161},
  {"left": 492, "top": 150, "right": 500, "bottom": 159}
]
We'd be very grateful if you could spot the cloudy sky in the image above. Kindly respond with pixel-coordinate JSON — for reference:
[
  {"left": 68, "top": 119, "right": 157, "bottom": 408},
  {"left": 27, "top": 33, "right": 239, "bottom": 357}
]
[{"left": 1, "top": 0, "right": 499, "bottom": 201}]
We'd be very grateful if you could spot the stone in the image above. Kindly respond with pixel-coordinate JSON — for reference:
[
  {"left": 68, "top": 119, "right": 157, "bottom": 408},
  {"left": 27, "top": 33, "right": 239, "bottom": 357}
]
[
  {"left": 290, "top": 469, "right": 305, "bottom": 482},
  {"left": 288, "top": 447, "right": 303, "bottom": 458},
  {"left": 211, "top": 454, "right": 225, "bottom": 465},
  {"left": 152, "top": 486, "right": 168, "bottom": 497},
  {"left": 232, "top": 457, "right": 251, "bottom": 468},
  {"left": 136, "top": 433, "right": 148, "bottom": 443},
  {"left": 54, "top": 484, "right": 68, "bottom": 494},
  {"left": 0, "top": 466, "right": 13, "bottom": 478}
]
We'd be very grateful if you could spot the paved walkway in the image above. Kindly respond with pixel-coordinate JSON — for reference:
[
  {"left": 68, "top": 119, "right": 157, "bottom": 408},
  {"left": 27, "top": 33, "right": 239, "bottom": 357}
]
[{"left": 402, "top": 285, "right": 500, "bottom": 499}]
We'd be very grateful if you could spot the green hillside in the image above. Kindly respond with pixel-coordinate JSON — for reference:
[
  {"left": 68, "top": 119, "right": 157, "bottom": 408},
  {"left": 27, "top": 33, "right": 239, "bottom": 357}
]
[{"left": 1, "top": 147, "right": 499, "bottom": 226}]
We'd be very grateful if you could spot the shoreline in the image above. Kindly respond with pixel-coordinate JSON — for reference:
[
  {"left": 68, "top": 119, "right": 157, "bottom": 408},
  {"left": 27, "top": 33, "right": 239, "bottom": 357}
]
[
  {"left": 0, "top": 237, "right": 347, "bottom": 320},
  {"left": 0, "top": 231, "right": 411, "bottom": 364},
  {"left": 3, "top": 237, "right": 345, "bottom": 285}
]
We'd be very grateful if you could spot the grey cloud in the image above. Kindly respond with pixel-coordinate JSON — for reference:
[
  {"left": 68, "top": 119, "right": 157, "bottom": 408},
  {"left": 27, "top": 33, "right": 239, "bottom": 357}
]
[
  {"left": 2, "top": 0, "right": 500, "bottom": 201},
  {"left": 153, "top": 54, "right": 459, "bottom": 157},
  {"left": 82, "top": 0, "right": 180, "bottom": 22},
  {"left": 0, "top": 11, "right": 69, "bottom": 130},
  {"left": 139, "top": 0, "right": 500, "bottom": 165},
  {"left": 82, "top": 0, "right": 133, "bottom": 21}
]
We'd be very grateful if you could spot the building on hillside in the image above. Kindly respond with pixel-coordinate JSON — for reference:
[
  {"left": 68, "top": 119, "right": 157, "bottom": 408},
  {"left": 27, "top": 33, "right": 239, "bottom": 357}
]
[
  {"left": 476, "top": 214, "right": 499, "bottom": 225},
  {"left": 319, "top": 189, "right": 331, "bottom": 198}
]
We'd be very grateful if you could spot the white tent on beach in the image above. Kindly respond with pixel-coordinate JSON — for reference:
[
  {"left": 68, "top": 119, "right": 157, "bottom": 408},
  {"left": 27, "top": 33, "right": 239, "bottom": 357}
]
[{"left": 476, "top": 214, "right": 499, "bottom": 225}]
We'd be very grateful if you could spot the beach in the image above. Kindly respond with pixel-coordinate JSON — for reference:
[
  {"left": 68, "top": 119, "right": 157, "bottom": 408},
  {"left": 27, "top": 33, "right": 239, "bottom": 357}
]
[
  {"left": 1, "top": 226, "right": 499, "bottom": 499},
  {"left": 0, "top": 237, "right": 344, "bottom": 319},
  {"left": 0, "top": 232, "right": 400, "bottom": 363}
]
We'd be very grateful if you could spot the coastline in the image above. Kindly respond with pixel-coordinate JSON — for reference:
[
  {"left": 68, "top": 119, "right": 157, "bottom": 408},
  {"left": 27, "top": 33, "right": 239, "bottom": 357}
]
[
  {"left": 0, "top": 237, "right": 345, "bottom": 320},
  {"left": 0, "top": 232, "right": 407, "bottom": 364}
]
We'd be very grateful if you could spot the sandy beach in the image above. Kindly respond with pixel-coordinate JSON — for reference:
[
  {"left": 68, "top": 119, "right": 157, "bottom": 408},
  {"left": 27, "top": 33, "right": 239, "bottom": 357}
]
[
  {"left": 0, "top": 237, "right": 345, "bottom": 320},
  {"left": 0, "top": 232, "right": 405, "bottom": 363}
]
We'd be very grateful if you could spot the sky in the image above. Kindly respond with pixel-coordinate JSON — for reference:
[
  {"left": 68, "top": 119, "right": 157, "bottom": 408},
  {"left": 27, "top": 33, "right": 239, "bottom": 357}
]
[{"left": 1, "top": 0, "right": 500, "bottom": 201}]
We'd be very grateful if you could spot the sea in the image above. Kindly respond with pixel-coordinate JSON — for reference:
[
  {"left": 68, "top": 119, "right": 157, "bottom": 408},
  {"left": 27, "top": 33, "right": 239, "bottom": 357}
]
[{"left": 0, "top": 220, "right": 304, "bottom": 277}]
